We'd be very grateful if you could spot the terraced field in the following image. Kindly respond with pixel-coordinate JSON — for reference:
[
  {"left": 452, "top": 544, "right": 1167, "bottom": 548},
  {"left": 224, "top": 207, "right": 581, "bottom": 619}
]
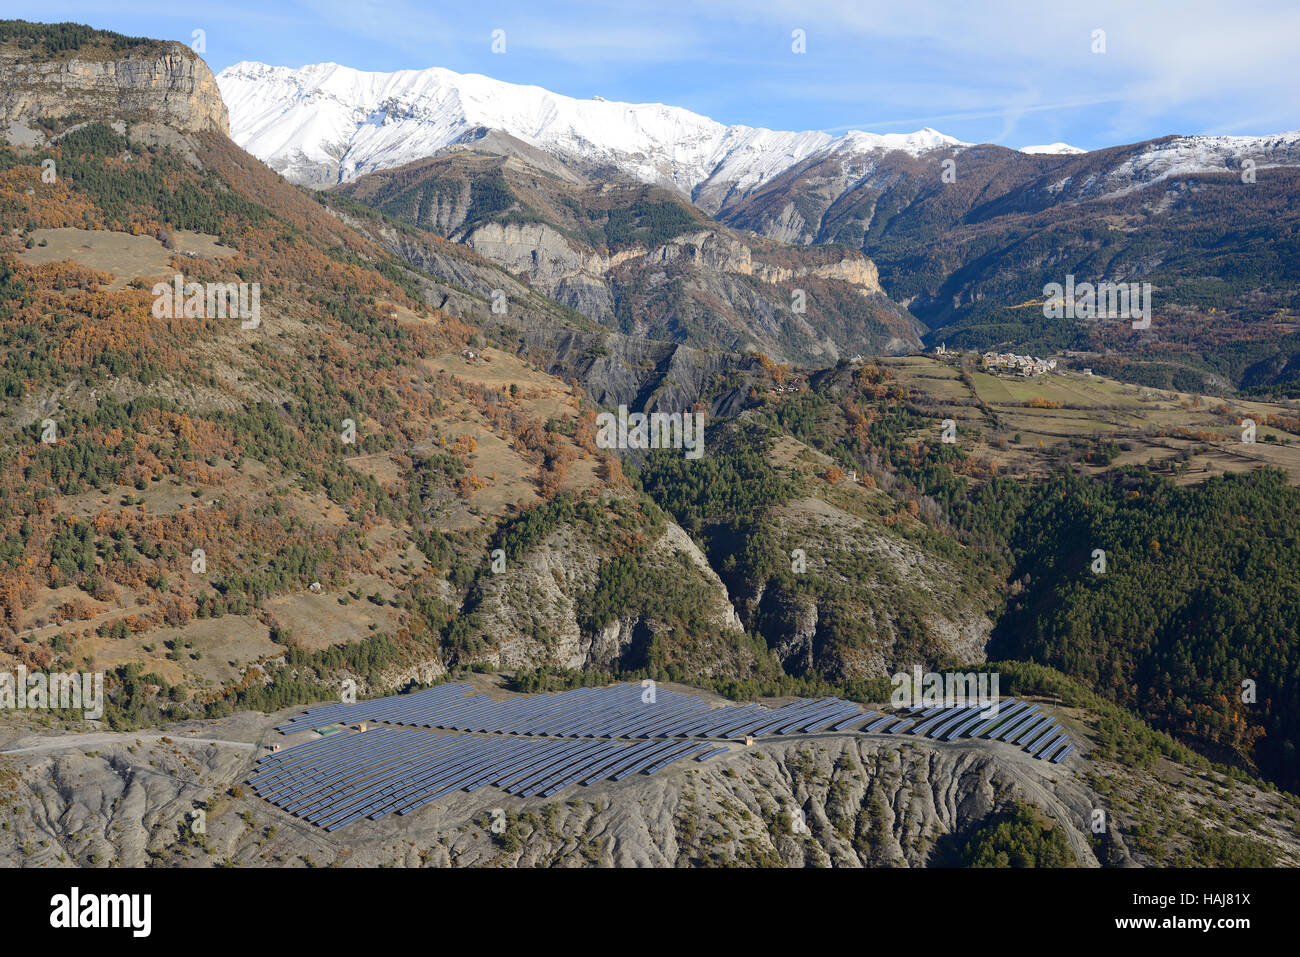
[{"left": 881, "top": 355, "right": 1300, "bottom": 484}]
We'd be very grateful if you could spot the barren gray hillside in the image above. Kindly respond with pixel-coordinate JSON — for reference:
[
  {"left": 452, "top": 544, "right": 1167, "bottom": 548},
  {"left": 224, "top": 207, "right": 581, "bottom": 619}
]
[{"left": 3, "top": 692, "right": 1297, "bottom": 868}]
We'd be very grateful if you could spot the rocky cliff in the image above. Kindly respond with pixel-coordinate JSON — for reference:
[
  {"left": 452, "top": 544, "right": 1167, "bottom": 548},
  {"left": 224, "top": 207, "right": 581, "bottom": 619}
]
[
  {"left": 0, "top": 36, "right": 228, "bottom": 146},
  {"left": 461, "top": 221, "right": 887, "bottom": 316}
]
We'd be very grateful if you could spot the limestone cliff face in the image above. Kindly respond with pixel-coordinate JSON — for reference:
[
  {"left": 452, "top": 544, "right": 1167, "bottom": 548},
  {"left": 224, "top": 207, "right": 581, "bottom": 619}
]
[
  {"left": 462, "top": 221, "right": 883, "bottom": 303},
  {"left": 752, "top": 256, "right": 881, "bottom": 289},
  {"left": 334, "top": 144, "right": 920, "bottom": 362},
  {"left": 456, "top": 218, "right": 908, "bottom": 362},
  {"left": 0, "top": 41, "right": 228, "bottom": 143}
]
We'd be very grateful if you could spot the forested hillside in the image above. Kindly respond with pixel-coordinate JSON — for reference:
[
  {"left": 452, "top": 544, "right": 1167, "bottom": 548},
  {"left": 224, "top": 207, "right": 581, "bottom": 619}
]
[
  {"left": 627, "top": 357, "right": 1300, "bottom": 789},
  {"left": 990, "top": 467, "right": 1300, "bottom": 791}
]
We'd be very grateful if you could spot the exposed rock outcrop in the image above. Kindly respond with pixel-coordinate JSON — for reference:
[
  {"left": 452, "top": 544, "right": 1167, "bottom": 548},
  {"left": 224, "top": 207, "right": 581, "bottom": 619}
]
[
  {"left": 461, "top": 222, "right": 886, "bottom": 318},
  {"left": 0, "top": 40, "right": 228, "bottom": 146},
  {"left": 469, "top": 511, "right": 745, "bottom": 672},
  {"left": 736, "top": 495, "right": 996, "bottom": 681}
]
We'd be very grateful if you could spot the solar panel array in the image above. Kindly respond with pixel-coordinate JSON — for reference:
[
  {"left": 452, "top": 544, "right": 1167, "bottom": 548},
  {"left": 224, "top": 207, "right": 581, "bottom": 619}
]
[
  {"left": 273, "top": 682, "right": 873, "bottom": 740},
  {"left": 251, "top": 685, "right": 1072, "bottom": 829},
  {"left": 248, "top": 729, "right": 719, "bottom": 830},
  {"left": 881, "top": 698, "right": 1075, "bottom": 763}
]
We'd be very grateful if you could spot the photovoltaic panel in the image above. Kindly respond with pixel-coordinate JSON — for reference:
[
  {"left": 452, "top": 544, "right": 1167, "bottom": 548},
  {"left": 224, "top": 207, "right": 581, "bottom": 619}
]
[{"left": 829, "top": 711, "right": 877, "bottom": 732}]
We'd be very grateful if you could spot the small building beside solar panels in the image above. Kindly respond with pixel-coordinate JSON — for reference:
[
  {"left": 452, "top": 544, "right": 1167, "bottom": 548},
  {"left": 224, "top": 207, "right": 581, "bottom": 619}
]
[{"left": 314, "top": 725, "right": 340, "bottom": 736}]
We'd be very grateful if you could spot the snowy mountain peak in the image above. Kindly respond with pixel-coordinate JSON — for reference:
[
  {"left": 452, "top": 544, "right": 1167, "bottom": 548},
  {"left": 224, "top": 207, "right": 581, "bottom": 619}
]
[
  {"left": 1021, "top": 142, "right": 1087, "bottom": 155},
  {"left": 216, "top": 60, "right": 968, "bottom": 191},
  {"left": 834, "top": 127, "right": 966, "bottom": 156}
]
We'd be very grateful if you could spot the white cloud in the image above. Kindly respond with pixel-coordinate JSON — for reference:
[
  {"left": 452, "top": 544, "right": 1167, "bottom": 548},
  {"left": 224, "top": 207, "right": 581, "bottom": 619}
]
[{"left": 690, "top": 0, "right": 1300, "bottom": 138}]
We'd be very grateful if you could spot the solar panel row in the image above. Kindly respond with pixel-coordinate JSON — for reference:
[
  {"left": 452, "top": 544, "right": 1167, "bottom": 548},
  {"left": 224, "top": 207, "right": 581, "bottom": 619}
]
[
  {"left": 850, "top": 698, "right": 1071, "bottom": 761},
  {"left": 830, "top": 711, "right": 878, "bottom": 732}
]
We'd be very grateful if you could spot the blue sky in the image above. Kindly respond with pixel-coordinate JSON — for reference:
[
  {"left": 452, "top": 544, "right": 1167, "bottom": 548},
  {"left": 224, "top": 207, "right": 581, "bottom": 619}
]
[{"left": 12, "top": 0, "right": 1300, "bottom": 150}]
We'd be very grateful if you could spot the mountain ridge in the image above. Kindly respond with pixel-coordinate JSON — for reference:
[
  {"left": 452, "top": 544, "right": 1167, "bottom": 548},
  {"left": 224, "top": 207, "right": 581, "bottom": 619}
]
[
  {"left": 216, "top": 59, "right": 966, "bottom": 192},
  {"left": 217, "top": 58, "right": 1300, "bottom": 204}
]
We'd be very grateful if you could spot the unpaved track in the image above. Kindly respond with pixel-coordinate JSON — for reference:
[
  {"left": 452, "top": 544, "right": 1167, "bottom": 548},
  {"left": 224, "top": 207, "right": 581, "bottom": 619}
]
[{"left": 1, "top": 731, "right": 256, "bottom": 755}]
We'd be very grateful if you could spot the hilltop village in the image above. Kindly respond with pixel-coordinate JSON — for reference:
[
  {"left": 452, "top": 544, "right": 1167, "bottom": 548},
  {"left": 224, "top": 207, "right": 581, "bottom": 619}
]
[{"left": 934, "top": 344, "right": 1059, "bottom": 377}]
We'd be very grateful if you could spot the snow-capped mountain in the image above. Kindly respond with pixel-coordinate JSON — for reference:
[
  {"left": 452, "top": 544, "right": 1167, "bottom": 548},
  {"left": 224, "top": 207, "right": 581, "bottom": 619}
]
[
  {"left": 1020, "top": 143, "right": 1086, "bottom": 155},
  {"left": 218, "top": 58, "right": 1300, "bottom": 231},
  {"left": 216, "top": 60, "right": 967, "bottom": 192},
  {"left": 1098, "top": 131, "right": 1300, "bottom": 196}
]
